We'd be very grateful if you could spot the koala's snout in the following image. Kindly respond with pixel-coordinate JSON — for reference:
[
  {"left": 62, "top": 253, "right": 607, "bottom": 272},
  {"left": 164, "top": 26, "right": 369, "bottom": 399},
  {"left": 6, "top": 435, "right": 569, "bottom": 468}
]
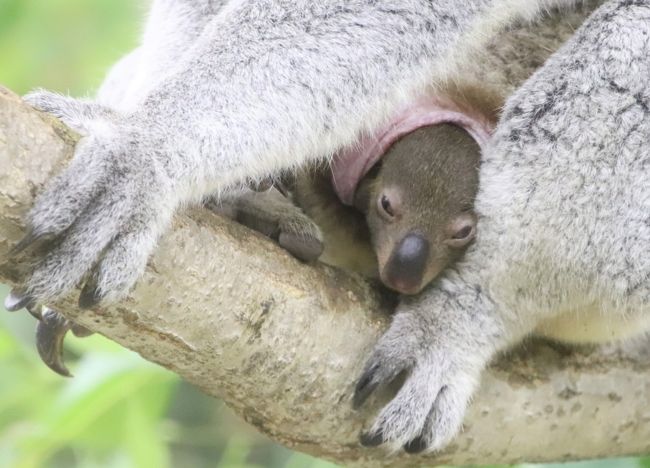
[{"left": 382, "top": 233, "right": 429, "bottom": 295}]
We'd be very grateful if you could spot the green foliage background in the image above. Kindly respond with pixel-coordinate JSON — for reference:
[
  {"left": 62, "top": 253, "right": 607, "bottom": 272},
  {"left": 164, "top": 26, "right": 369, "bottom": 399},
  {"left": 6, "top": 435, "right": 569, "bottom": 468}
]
[{"left": 0, "top": 1, "right": 647, "bottom": 467}]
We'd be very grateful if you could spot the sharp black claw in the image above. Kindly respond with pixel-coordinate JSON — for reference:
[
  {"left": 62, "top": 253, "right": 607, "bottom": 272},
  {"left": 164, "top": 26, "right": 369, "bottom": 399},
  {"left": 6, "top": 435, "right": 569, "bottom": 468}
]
[
  {"left": 78, "top": 283, "right": 102, "bottom": 309},
  {"left": 36, "top": 308, "right": 72, "bottom": 377},
  {"left": 352, "top": 363, "right": 379, "bottom": 409},
  {"left": 4, "top": 289, "right": 35, "bottom": 312},
  {"left": 359, "top": 430, "right": 384, "bottom": 447},
  {"left": 404, "top": 436, "right": 428, "bottom": 454}
]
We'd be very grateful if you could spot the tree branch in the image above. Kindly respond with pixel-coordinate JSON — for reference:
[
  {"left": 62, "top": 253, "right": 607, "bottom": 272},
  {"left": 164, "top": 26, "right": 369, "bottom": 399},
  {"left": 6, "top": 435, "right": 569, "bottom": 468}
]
[{"left": 1, "top": 86, "right": 649, "bottom": 466}]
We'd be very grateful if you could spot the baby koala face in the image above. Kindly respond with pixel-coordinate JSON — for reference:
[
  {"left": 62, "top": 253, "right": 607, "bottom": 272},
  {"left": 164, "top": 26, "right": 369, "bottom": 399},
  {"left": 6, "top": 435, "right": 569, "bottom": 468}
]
[{"left": 354, "top": 124, "right": 480, "bottom": 295}]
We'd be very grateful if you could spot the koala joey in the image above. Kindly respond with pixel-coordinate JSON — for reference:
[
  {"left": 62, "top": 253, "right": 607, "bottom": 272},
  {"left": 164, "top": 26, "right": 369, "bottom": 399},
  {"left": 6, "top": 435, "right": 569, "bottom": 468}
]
[
  {"left": 352, "top": 124, "right": 481, "bottom": 295},
  {"left": 293, "top": 122, "right": 482, "bottom": 295},
  {"left": 8, "top": 0, "right": 650, "bottom": 456}
]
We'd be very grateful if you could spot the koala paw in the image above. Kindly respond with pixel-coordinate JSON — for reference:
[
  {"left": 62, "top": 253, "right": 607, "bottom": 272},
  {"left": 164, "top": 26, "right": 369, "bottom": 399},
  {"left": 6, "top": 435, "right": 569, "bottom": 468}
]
[
  {"left": 208, "top": 190, "right": 324, "bottom": 262},
  {"left": 276, "top": 212, "right": 324, "bottom": 262},
  {"left": 13, "top": 93, "right": 177, "bottom": 307},
  {"left": 353, "top": 313, "right": 479, "bottom": 453}
]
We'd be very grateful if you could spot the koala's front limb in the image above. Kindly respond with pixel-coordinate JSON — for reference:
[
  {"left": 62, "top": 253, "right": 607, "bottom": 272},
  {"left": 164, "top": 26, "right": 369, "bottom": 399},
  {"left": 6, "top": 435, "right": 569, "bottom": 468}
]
[
  {"left": 206, "top": 189, "right": 324, "bottom": 262},
  {"left": 354, "top": 277, "right": 530, "bottom": 452},
  {"left": 17, "top": 0, "right": 566, "bottom": 307},
  {"left": 355, "top": 0, "right": 650, "bottom": 453}
]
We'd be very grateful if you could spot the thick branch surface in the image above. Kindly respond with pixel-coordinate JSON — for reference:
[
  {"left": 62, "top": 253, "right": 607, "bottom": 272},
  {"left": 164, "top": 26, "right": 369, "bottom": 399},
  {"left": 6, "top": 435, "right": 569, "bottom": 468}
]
[{"left": 0, "top": 87, "right": 649, "bottom": 466}]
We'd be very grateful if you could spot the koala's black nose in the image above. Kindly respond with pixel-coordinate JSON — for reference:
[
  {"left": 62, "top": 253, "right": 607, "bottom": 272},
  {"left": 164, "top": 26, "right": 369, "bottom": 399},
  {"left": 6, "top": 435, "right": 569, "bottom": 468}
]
[{"left": 383, "top": 234, "right": 429, "bottom": 294}]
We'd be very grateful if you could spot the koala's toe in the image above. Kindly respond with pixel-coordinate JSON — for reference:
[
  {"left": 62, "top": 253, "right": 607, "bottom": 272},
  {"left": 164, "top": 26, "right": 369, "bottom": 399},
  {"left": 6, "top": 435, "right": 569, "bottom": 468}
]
[
  {"left": 363, "top": 369, "right": 440, "bottom": 450},
  {"left": 25, "top": 147, "right": 111, "bottom": 244},
  {"left": 24, "top": 89, "right": 71, "bottom": 114},
  {"left": 416, "top": 382, "right": 473, "bottom": 452},
  {"left": 24, "top": 89, "right": 117, "bottom": 135},
  {"left": 278, "top": 213, "right": 323, "bottom": 262},
  {"left": 353, "top": 354, "right": 408, "bottom": 410},
  {"left": 26, "top": 190, "right": 133, "bottom": 302},
  {"left": 353, "top": 362, "right": 382, "bottom": 409},
  {"left": 80, "top": 211, "right": 169, "bottom": 306},
  {"left": 353, "top": 327, "right": 419, "bottom": 409}
]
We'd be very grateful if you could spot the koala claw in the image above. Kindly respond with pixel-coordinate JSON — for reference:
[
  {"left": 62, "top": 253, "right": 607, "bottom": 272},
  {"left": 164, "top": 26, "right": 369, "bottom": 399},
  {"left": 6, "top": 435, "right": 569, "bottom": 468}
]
[
  {"left": 4, "top": 289, "right": 35, "bottom": 312},
  {"left": 35, "top": 307, "right": 93, "bottom": 377},
  {"left": 352, "top": 362, "right": 382, "bottom": 409},
  {"left": 403, "top": 436, "right": 428, "bottom": 454},
  {"left": 6, "top": 290, "right": 93, "bottom": 377},
  {"left": 359, "top": 430, "right": 385, "bottom": 447},
  {"left": 36, "top": 307, "right": 74, "bottom": 377},
  {"left": 78, "top": 281, "right": 102, "bottom": 310}
]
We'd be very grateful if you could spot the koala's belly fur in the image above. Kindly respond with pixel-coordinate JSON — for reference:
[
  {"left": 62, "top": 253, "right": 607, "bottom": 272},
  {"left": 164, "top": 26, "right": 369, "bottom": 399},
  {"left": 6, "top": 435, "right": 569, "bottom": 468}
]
[
  {"left": 536, "top": 307, "right": 650, "bottom": 343},
  {"left": 294, "top": 1, "right": 646, "bottom": 345}
]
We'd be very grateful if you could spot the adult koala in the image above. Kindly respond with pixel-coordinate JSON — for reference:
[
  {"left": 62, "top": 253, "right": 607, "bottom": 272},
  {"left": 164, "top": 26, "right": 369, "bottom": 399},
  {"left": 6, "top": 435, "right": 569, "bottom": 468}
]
[{"left": 10, "top": 0, "right": 650, "bottom": 454}]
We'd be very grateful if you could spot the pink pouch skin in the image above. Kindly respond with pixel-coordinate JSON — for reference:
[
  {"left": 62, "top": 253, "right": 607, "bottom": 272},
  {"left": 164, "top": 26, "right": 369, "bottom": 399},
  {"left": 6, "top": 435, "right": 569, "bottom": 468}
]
[{"left": 330, "top": 95, "right": 494, "bottom": 206}]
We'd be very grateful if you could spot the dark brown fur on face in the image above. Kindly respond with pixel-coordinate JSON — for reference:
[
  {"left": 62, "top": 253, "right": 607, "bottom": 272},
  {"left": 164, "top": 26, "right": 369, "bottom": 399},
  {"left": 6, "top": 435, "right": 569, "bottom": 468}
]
[{"left": 355, "top": 123, "right": 481, "bottom": 294}]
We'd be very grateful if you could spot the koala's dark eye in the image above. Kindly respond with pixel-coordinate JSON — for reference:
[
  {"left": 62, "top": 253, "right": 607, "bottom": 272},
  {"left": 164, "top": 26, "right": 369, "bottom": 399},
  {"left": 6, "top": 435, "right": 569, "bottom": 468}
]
[
  {"left": 379, "top": 194, "right": 395, "bottom": 218},
  {"left": 452, "top": 225, "right": 473, "bottom": 240}
]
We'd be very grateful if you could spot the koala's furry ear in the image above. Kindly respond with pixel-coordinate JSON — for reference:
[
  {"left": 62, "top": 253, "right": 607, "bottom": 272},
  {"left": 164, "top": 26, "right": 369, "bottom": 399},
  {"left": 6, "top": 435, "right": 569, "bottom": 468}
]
[{"left": 444, "top": 211, "right": 477, "bottom": 248}]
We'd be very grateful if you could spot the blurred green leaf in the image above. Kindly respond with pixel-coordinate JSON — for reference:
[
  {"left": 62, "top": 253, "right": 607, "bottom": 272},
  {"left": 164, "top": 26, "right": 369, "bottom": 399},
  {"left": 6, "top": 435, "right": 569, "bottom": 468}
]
[
  {"left": 12, "top": 352, "right": 175, "bottom": 468},
  {"left": 0, "top": 0, "right": 140, "bottom": 95}
]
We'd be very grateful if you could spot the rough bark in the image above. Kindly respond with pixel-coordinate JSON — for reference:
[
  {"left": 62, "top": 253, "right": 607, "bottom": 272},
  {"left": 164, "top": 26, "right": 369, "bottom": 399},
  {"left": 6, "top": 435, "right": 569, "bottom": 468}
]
[{"left": 0, "top": 86, "right": 649, "bottom": 466}]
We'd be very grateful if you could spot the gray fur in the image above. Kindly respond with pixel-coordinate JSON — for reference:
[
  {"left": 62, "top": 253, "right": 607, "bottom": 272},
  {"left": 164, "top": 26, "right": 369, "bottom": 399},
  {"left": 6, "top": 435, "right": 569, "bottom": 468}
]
[
  {"left": 357, "top": 0, "right": 650, "bottom": 452},
  {"left": 14, "top": 0, "right": 650, "bottom": 454}
]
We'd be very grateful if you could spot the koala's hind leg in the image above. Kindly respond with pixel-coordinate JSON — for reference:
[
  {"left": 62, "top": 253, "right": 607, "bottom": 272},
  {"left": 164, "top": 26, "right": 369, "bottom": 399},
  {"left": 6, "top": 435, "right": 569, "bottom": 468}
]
[{"left": 207, "top": 189, "right": 324, "bottom": 262}]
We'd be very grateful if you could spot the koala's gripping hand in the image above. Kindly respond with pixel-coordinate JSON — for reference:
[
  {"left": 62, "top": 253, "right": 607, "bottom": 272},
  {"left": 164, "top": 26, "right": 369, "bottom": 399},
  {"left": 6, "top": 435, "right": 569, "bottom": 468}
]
[
  {"left": 15, "top": 90, "right": 178, "bottom": 307},
  {"left": 353, "top": 283, "right": 503, "bottom": 453}
]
